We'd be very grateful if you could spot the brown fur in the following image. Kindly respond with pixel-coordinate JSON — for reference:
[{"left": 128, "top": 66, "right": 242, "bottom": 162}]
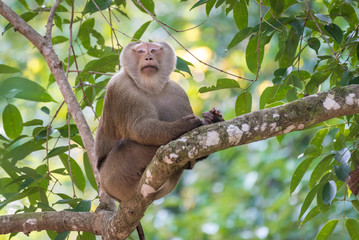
[{"left": 95, "top": 41, "right": 223, "bottom": 202}]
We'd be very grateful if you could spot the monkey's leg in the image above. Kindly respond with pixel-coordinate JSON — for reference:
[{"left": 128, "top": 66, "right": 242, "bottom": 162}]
[{"left": 136, "top": 222, "right": 146, "bottom": 240}]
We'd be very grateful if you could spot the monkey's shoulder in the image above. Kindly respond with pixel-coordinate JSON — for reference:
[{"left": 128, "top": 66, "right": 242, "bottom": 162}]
[
  {"left": 163, "top": 80, "right": 187, "bottom": 96},
  {"left": 106, "top": 71, "right": 143, "bottom": 97}
]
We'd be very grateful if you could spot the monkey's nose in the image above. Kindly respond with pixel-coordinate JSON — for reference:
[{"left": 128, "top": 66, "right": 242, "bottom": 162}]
[{"left": 145, "top": 57, "right": 153, "bottom": 61}]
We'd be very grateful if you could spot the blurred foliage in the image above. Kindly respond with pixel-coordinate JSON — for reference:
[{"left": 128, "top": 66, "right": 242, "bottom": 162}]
[{"left": 0, "top": 0, "right": 359, "bottom": 239}]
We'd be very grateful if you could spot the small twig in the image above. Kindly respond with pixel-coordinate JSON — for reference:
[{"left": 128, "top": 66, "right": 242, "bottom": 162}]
[
  {"left": 67, "top": 113, "right": 77, "bottom": 198},
  {"left": 255, "top": 0, "right": 263, "bottom": 82},
  {"left": 159, "top": 19, "right": 207, "bottom": 33},
  {"left": 135, "top": 0, "right": 253, "bottom": 82},
  {"left": 65, "top": 0, "right": 74, "bottom": 77},
  {"left": 45, "top": 0, "right": 62, "bottom": 40},
  {"left": 344, "top": 25, "right": 359, "bottom": 64},
  {"left": 71, "top": 46, "right": 99, "bottom": 120},
  {"left": 305, "top": 0, "right": 341, "bottom": 63},
  {"left": 68, "top": 69, "right": 114, "bottom": 76},
  {"left": 109, "top": 7, "right": 115, "bottom": 51},
  {"left": 263, "top": 18, "right": 282, "bottom": 32},
  {"left": 45, "top": 101, "right": 65, "bottom": 180},
  {"left": 296, "top": 10, "right": 309, "bottom": 83}
]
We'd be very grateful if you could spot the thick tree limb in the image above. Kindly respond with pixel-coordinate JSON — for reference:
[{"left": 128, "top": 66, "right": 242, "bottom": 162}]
[
  {"left": 0, "top": 210, "right": 113, "bottom": 236},
  {"left": 1, "top": 85, "right": 358, "bottom": 239},
  {"left": 0, "top": 0, "right": 115, "bottom": 210}
]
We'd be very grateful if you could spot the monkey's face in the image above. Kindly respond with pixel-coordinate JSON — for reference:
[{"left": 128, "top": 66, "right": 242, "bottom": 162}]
[{"left": 132, "top": 42, "right": 163, "bottom": 76}]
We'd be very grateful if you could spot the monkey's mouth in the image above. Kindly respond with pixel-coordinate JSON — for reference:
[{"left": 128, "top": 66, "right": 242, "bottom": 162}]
[{"left": 141, "top": 66, "right": 158, "bottom": 71}]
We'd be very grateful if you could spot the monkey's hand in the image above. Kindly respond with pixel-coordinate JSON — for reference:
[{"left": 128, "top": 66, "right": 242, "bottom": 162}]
[
  {"left": 202, "top": 108, "right": 224, "bottom": 125},
  {"left": 179, "top": 114, "right": 203, "bottom": 131}
]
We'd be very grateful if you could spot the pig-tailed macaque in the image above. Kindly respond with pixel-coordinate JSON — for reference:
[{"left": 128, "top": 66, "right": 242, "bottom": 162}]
[{"left": 95, "top": 41, "right": 224, "bottom": 239}]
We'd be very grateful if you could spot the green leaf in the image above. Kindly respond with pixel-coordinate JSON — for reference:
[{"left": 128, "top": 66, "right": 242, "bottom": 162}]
[
  {"left": 310, "top": 128, "right": 328, "bottom": 149},
  {"left": 349, "top": 76, "right": 359, "bottom": 85},
  {"left": 18, "top": 0, "right": 30, "bottom": 10},
  {"left": 54, "top": 15, "right": 62, "bottom": 31},
  {"left": 278, "top": 30, "right": 299, "bottom": 68},
  {"left": 190, "top": 0, "right": 208, "bottom": 10},
  {"left": 132, "top": 21, "right": 151, "bottom": 41},
  {"left": 315, "top": 14, "right": 332, "bottom": 23},
  {"left": 54, "top": 231, "right": 70, "bottom": 240},
  {"left": 198, "top": 78, "right": 241, "bottom": 93},
  {"left": 346, "top": 219, "right": 359, "bottom": 239},
  {"left": 5, "top": 140, "right": 44, "bottom": 163},
  {"left": 351, "top": 200, "right": 359, "bottom": 214},
  {"left": 233, "top": 0, "right": 248, "bottom": 30},
  {"left": 340, "top": 70, "right": 353, "bottom": 86},
  {"left": 81, "top": 54, "right": 119, "bottom": 79},
  {"left": 227, "top": 27, "right": 253, "bottom": 49},
  {"left": 322, "top": 180, "right": 336, "bottom": 205},
  {"left": 324, "top": 23, "right": 343, "bottom": 44},
  {"left": 79, "top": 232, "right": 96, "bottom": 240},
  {"left": 286, "top": 87, "right": 297, "bottom": 102},
  {"left": 95, "top": 97, "right": 104, "bottom": 118},
  {"left": 83, "top": 0, "right": 112, "bottom": 14},
  {"left": 259, "top": 85, "right": 291, "bottom": 109},
  {"left": 2, "top": 104, "right": 23, "bottom": 139},
  {"left": 309, "top": 155, "right": 333, "bottom": 189},
  {"left": 133, "top": 0, "right": 155, "bottom": 14},
  {"left": 290, "top": 157, "right": 314, "bottom": 194},
  {"left": 330, "top": 3, "right": 358, "bottom": 27},
  {"left": 23, "top": 119, "right": 44, "bottom": 126},
  {"left": 0, "top": 64, "right": 20, "bottom": 74},
  {"left": 205, "top": 0, "right": 216, "bottom": 16},
  {"left": 41, "top": 106, "right": 50, "bottom": 115},
  {"left": 246, "top": 34, "right": 266, "bottom": 74},
  {"left": 306, "top": 71, "right": 331, "bottom": 94},
  {"left": 52, "top": 36, "right": 68, "bottom": 45},
  {"left": 78, "top": 18, "right": 95, "bottom": 49},
  {"left": 315, "top": 219, "right": 338, "bottom": 240},
  {"left": 235, "top": 91, "right": 252, "bottom": 116},
  {"left": 47, "top": 145, "right": 78, "bottom": 159},
  {"left": 269, "top": 0, "right": 284, "bottom": 15},
  {"left": 35, "top": 0, "right": 44, "bottom": 5},
  {"left": 0, "top": 77, "right": 55, "bottom": 102},
  {"left": 176, "top": 57, "right": 192, "bottom": 76},
  {"left": 333, "top": 148, "right": 351, "bottom": 164},
  {"left": 276, "top": 135, "right": 285, "bottom": 145},
  {"left": 33, "top": 127, "right": 52, "bottom": 141},
  {"left": 300, "top": 206, "right": 320, "bottom": 226},
  {"left": 84, "top": 153, "right": 98, "bottom": 191},
  {"left": 59, "top": 154, "right": 86, "bottom": 192},
  {"left": 73, "top": 200, "right": 91, "bottom": 212},
  {"left": 308, "top": 37, "right": 320, "bottom": 54},
  {"left": 57, "top": 124, "right": 79, "bottom": 138},
  {"left": 298, "top": 184, "right": 320, "bottom": 221},
  {"left": 334, "top": 164, "right": 351, "bottom": 182}
]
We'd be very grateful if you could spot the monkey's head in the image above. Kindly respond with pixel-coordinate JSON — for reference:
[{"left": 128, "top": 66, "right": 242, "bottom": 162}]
[{"left": 120, "top": 41, "right": 177, "bottom": 95}]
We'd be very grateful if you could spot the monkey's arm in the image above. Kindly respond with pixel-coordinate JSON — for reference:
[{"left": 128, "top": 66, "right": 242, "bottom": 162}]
[{"left": 127, "top": 115, "right": 202, "bottom": 146}]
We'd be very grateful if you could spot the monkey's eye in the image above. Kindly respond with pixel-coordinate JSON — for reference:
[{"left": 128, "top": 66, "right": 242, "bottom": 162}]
[
  {"left": 137, "top": 49, "right": 145, "bottom": 54},
  {"left": 150, "top": 49, "right": 157, "bottom": 53}
]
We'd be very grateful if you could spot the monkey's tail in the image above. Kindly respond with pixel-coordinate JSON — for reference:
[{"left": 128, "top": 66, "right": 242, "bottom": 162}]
[{"left": 136, "top": 222, "right": 146, "bottom": 240}]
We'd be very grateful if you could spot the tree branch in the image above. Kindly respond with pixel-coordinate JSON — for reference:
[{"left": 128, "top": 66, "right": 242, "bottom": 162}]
[
  {"left": 0, "top": 210, "right": 113, "bottom": 236},
  {"left": 45, "top": 0, "right": 61, "bottom": 40}
]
